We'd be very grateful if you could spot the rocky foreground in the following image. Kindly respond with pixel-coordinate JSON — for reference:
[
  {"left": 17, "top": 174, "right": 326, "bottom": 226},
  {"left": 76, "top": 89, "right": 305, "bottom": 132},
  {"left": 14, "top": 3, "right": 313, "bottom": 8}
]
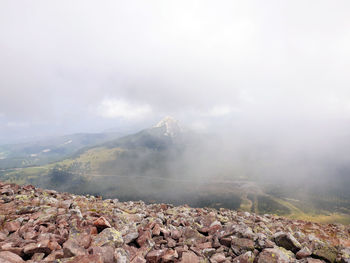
[{"left": 0, "top": 182, "right": 349, "bottom": 263}]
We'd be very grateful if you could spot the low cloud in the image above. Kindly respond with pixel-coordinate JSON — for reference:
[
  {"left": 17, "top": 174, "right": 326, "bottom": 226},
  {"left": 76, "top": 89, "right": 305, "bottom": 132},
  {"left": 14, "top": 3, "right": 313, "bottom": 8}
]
[{"left": 97, "top": 98, "right": 152, "bottom": 120}]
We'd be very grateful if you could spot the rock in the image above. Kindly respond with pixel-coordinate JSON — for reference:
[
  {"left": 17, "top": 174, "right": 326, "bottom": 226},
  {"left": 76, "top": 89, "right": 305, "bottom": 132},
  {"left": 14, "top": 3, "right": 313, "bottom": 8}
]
[
  {"left": 162, "top": 249, "right": 178, "bottom": 262},
  {"left": 64, "top": 254, "right": 104, "bottom": 263},
  {"left": 302, "top": 259, "right": 325, "bottom": 263},
  {"left": 258, "top": 247, "right": 296, "bottom": 263},
  {"left": 296, "top": 247, "right": 312, "bottom": 259},
  {"left": 210, "top": 252, "right": 227, "bottom": 263},
  {"left": 180, "top": 251, "right": 200, "bottom": 263},
  {"left": 89, "top": 246, "right": 115, "bottom": 263},
  {"left": 4, "top": 221, "right": 21, "bottom": 233},
  {"left": 312, "top": 245, "right": 338, "bottom": 263},
  {"left": 0, "top": 251, "right": 25, "bottom": 263},
  {"left": 124, "top": 230, "right": 139, "bottom": 244},
  {"left": 137, "top": 230, "right": 152, "bottom": 247},
  {"left": 131, "top": 256, "right": 147, "bottom": 263},
  {"left": 0, "top": 182, "right": 349, "bottom": 263},
  {"left": 93, "top": 216, "right": 112, "bottom": 231},
  {"left": 92, "top": 227, "right": 124, "bottom": 248},
  {"left": 232, "top": 251, "right": 255, "bottom": 263},
  {"left": 219, "top": 237, "right": 232, "bottom": 247},
  {"left": 43, "top": 249, "right": 64, "bottom": 261},
  {"left": 146, "top": 249, "right": 165, "bottom": 263},
  {"left": 31, "top": 252, "right": 45, "bottom": 261},
  {"left": 339, "top": 248, "right": 350, "bottom": 263},
  {"left": 63, "top": 239, "right": 87, "bottom": 257},
  {"left": 231, "top": 237, "right": 255, "bottom": 254},
  {"left": 114, "top": 248, "right": 130, "bottom": 263},
  {"left": 23, "top": 240, "right": 55, "bottom": 255},
  {"left": 274, "top": 231, "right": 302, "bottom": 253}
]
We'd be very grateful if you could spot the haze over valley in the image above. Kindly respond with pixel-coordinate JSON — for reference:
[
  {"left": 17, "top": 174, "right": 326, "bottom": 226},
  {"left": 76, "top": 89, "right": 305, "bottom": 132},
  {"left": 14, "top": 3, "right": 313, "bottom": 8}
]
[{"left": 1, "top": 0, "right": 350, "bottom": 225}]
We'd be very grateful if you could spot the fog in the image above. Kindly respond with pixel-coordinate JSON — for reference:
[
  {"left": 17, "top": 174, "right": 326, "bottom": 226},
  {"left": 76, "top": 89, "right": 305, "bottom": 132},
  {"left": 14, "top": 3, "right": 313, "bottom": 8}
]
[{"left": 1, "top": 1, "right": 350, "bottom": 208}]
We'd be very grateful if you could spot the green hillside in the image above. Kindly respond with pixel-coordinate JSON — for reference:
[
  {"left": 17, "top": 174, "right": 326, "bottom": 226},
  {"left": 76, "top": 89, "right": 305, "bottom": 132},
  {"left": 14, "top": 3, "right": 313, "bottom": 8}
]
[{"left": 1, "top": 121, "right": 350, "bottom": 225}]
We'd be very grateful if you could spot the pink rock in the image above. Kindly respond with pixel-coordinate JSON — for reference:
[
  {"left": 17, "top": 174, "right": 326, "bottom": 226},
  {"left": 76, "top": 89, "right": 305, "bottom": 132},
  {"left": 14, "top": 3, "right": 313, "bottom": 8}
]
[
  {"left": 152, "top": 224, "right": 161, "bottom": 236},
  {"left": 146, "top": 249, "right": 165, "bottom": 263},
  {"left": 43, "top": 249, "right": 64, "bottom": 261},
  {"left": 210, "top": 253, "right": 227, "bottom": 263},
  {"left": 4, "top": 221, "right": 21, "bottom": 233},
  {"left": 0, "top": 251, "right": 24, "bottom": 263},
  {"left": 63, "top": 239, "right": 87, "bottom": 257},
  {"left": 232, "top": 251, "right": 255, "bottom": 263},
  {"left": 137, "top": 230, "right": 152, "bottom": 247},
  {"left": 162, "top": 249, "right": 178, "bottom": 262},
  {"left": 180, "top": 251, "right": 199, "bottom": 263},
  {"left": 93, "top": 216, "right": 111, "bottom": 231},
  {"left": 89, "top": 246, "right": 115, "bottom": 263},
  {"left": 64, "top": 254, "right": 104, "bottom": 263},
  {"left": 23, "top": 240, "right": 53, "bottom": 255},
  {"left": 131, "top": 255, "right": 147, "bottom": 263}
]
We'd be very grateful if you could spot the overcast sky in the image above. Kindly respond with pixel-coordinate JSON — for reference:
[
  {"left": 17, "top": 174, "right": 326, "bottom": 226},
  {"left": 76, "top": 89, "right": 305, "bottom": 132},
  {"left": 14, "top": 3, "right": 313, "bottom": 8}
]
[{"left": 1, "top": 0, "right": 350, "bottom": 143}]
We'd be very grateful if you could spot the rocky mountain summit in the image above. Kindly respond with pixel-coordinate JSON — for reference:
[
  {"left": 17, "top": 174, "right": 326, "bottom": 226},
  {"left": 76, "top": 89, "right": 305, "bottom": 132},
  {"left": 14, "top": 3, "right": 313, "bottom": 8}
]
[{"left": 0, "top": 182, "right": 349, "bottom": 263}]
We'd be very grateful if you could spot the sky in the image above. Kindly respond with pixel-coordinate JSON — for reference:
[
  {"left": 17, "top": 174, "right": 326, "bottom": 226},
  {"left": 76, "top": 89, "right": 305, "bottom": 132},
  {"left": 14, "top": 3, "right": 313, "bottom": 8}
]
[{"left": 1, "top": 0, "right": 350, "bottom": 143}]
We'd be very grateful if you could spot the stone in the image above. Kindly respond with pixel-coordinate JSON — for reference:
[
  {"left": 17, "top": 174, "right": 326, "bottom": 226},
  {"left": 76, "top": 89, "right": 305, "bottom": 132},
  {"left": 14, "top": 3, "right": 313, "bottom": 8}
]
[
  {"left": 90, "top": 246, "right": 115, "bottom": 263},
  {"left": 210, "top": 252, "right": 227, "bottom": 263},
  {"left": 232, "top": 251, "right": 255, "bottom": 263},
  {"left": 63, "top": 239, "right": 87, "bottom": 257},
  {"left": 4, "top": 221, "right": 21, "bottom": 233},
  {"left": 23, "top": 240, "right": 54, "bottom": 255},
  {"left": 0, "top": 251, "right": 25, "bottom": 263},
  {"left": 124, "top": 230, "right": 139, "bottom": 244},
  {"left": 303, "top": 258, "right": 325, "bottom": 263},
  {"left": 131, "top": 256, "right": 147, "bottom": 263},
  {"left": 114, "top": 248, "right": 130, "bottom": 263},
  {"left": 296, "top": 247, "right": 312, "bottom": 259},
  {"left": 180, "top": 251, "right": 200, "bottom": 263},
  {"left": 92, "top": 227, "right": 124, "bottom": 248},
  {"left": 137, "top": 230, "right": 152, "bottom": 247},
  {"left": 258, "top": 247, "right": 296, "bottom": 263},
  {"left": 162, "top": 249, "right": 178, "bottom": 262},
  {"left": 231, "top": 237, "right": 255, "bottom": 254},
  {"left": 93, "top": 216, "right": 111, "bottom": 231},
  {"left": 43, "top": 249, "right": 64, "bottom": 261},
  {"left": 146, "top": 249, "right": 165, "bottom": 263},
  {"left": 31, "top": 252, "right": 45, "bottom": 261},
  {"left": 274, "top": 232, "right": 302, "bottom": 253},
  {"left": 64, "top": 254, "right": 104, "bottom": 263},
  {"left": 313, "top": 245, "right": 338, "bottom": 263}
]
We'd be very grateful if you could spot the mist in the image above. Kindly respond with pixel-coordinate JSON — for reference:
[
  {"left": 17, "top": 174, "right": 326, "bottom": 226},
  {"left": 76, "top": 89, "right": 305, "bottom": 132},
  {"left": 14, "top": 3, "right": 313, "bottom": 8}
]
[{"left": 1, "top": 1, "right": 350, "bottom": 219}]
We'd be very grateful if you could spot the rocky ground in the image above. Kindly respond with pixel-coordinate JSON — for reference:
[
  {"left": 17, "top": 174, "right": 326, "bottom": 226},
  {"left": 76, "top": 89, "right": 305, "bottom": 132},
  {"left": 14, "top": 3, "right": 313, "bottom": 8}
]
[{"left": 0, "top": 182, "right": 349, "bottom": 263}]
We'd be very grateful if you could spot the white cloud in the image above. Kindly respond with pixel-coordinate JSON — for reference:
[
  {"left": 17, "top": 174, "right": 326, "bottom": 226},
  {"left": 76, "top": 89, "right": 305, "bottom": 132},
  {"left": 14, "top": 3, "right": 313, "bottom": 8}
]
[
  {"left": 208, "top": 105, "right": 235, "bottom": 117},
  {"left": 98, "top": 98, "right": 152, "bottom": 120},
  {"left": 6, "top": 121, "right": 29, "bottom": 127}
]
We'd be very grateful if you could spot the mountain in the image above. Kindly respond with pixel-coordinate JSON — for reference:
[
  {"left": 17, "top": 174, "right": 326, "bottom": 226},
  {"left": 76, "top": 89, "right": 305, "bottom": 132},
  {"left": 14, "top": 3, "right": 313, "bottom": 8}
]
[
  {"left": 0, "top": 181, "right": 349, "bottom": 262},
  {"left": 1, "top": 117, "right": 350, "bottom": 225},
  {"left": 0, "top": 132, "right": 123, "bottom": 169}
]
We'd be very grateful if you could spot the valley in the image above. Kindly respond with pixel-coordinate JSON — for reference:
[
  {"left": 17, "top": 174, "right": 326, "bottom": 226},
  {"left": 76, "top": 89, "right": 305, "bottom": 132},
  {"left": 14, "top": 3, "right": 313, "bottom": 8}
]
[{"left": 0, "top": 117, "right": 350, "bottom": 225}]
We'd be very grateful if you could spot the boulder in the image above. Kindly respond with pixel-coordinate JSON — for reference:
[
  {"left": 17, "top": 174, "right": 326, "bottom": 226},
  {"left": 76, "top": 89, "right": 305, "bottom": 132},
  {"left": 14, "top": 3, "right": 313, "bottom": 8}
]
[
  {"left": 92, "top": 227, "right": 124, "bottom": 248},
  {"left": 180, "top": 251, "right": 200, "bottom": 263},
  {"left": 63, "top": 239, "right": 87, "bottom": 257},
  {"left": 93, "top": 216, "right": 111, "bottom": 231},
  {"left": 232, "top": 251, "right": 255, "bottom": 263},
  {"left": 0, "top": 251, "right": 24, "bottom": 263},
  {"left": 258, "top": 247, "right": 296, "bottom": 263},
  {"left": 312, "top": 245, "right": 338, "bottom": 263},
  {"left": 274, "top": 231, "right": 301, "bottom": 253}
]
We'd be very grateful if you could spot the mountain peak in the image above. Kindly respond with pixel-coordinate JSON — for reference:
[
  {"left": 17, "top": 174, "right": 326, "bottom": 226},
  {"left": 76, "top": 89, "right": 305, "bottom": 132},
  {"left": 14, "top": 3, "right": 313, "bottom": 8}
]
[{"left": 155, "top": 116, "right": 181, "bottom": 137}]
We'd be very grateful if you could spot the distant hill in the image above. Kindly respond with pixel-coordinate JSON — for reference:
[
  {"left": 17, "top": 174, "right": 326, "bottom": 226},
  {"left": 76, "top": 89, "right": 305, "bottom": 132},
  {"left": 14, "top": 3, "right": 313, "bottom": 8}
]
[
  {"left": 0, "top": 132, "right": 123, "bottom": 169},
  {"left": 1, "top": 117, "right": 350, "bottom": 225}
]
